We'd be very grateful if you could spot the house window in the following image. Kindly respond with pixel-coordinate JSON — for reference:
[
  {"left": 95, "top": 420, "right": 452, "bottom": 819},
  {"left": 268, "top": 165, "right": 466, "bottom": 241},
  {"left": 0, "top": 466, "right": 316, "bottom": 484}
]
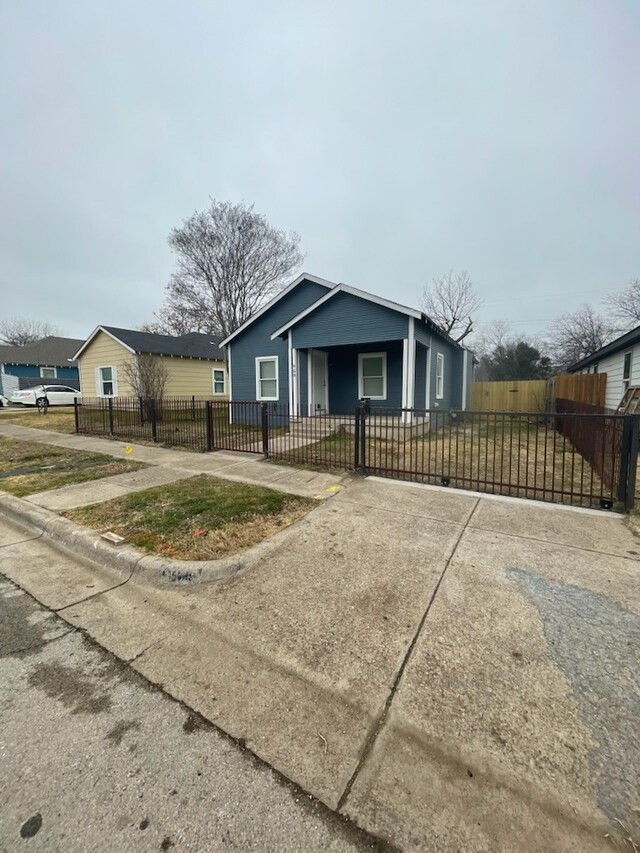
[
  {"left": 358, "top": 352, "right": 387, "bottom": 400},
  {"left": 212, "top": 368, "right": 225, "bottom": 396},
  {"left": 97, "top": 366, "right": 117, "bottom": 397},
  {"left": 623, "top": 351, "right": 632, "bottom": 394},
  {"left": 436, "top": 353, "right": 445, "bottom": 399},
  {"left": 40, "top": 366, "right": 57, "bottom": 379},
  {"left": 255, "top": 357, "right": 279, "bottom": 401}
]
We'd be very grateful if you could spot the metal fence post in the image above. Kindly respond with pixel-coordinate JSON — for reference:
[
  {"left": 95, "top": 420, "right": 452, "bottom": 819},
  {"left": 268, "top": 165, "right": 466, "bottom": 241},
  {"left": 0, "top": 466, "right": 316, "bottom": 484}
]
[
  {"left": 357, "top": 400, "right": 368, "bottom": 476},
  {"left": 74, "top": 398, "right": 80, "bottom": 433},
  {"left": 619, "top": 415, "right": 640, "bottom": 509},
  {"left": 150, "top": 399, "right": 158, "bottom": 443},
  {"left": 192, "top": 395, "right": 196, "bottom": 422},
  {"left": 354, "top": 406, "right": 361, "bottom": 469},
  {"left": 261, "top": 403, "right": 269, "bottom": 459},
  {"left": 108, "top": 397, "right": 114, "bottom": 435},
  {"left": 139, "top": 397, "right": 145, "bottom": 425},
  {"left": 205, "top": 400, "right": 213, "bottom": 452}
]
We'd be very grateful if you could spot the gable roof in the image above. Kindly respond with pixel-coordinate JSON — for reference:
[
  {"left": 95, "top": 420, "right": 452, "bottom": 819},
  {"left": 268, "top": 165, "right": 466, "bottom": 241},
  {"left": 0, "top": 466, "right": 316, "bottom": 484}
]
[
  {"left": 73, "top": 326, "right": 224, "bottom": 361},
  {"left": 569, "top": 324, "right": 640, "bottom": 372},
  {"left": 269, "top": 281, "right": 462, "bottom": 348},
  {"left": 0, "top": 336, "right": 85, "bottom": 368},
  {"left": 219, "top": 273, "right": 337, "bottom": 347}
]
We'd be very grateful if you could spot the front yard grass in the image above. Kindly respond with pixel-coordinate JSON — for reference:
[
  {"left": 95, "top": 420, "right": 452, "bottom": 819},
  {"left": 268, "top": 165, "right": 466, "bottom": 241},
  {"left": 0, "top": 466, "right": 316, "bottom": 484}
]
[
  {"left": 66, "top": 475, "right": 315, "bottom": 560},
  {"left": 0, "top": 437, "right": 147, "bottom": 497},
  {"left": 0, "top": 407, "right": 76, "bottom": 433}
]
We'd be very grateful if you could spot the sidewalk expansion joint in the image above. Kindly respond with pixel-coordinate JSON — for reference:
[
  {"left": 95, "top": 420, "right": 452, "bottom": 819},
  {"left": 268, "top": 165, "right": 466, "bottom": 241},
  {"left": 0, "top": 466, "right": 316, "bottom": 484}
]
[{"left": 336, "top": 497, "right": 481, "bottom": 812}]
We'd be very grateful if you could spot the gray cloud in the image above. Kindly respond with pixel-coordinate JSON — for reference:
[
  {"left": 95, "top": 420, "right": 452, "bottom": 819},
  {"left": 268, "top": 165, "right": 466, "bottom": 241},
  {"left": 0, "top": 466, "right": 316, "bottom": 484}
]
[{"left": 1, "top": 0, "right": 639, "bottom": 341}]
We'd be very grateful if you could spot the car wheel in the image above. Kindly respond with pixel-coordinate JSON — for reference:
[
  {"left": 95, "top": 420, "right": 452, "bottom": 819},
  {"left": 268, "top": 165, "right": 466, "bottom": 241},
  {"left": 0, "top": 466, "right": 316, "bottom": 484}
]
[{"left": 36, "top": 397, "right": 49, "bottom": 410}]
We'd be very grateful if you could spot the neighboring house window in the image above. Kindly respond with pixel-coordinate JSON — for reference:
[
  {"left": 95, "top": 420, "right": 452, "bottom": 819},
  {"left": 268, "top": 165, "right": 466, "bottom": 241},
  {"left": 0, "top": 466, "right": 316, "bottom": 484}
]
[
  {"left": 623, "top": 351, "right": 632, "bottom": 394},
  {"left": 212, "top": 368, "right": 226, "bottom": 396},
  {"left": 255, "top": 357, "right": 279, "bottom": 401},
  {"left": 96, "top": 366, "right": 117, "bottom": 396},
  {"left": 593, "top": 364, "right": 598, "bottom": 374},
  {"left": 40, "top": 366, "right": 57, "bottom": 379},
  {"left": 358, "top": 352, "right": 387, "bottom": 400},
  {"left": 436, "top": 353, "right": 445, "bottom": 399}
]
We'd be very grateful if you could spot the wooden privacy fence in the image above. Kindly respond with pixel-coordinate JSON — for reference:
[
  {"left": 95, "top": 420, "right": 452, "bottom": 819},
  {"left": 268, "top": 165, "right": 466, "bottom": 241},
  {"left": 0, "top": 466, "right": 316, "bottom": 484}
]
[
  {"left": 552, "top": 373, "right": 606, "bottom": 408},
  {"left": 470, "top": 379, "right": 549, "bottom": 413},
  {"left": 471, "top": 373, "right": 606, "bottom": 413}
]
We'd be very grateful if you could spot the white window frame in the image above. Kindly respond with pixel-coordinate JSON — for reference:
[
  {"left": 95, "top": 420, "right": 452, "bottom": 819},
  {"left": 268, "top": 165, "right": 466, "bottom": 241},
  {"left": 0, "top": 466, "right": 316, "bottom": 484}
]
[
  {"left": 255, "top": 356, "right": 279, "bottom": 402},
  {"left": 358, "top": 352, "right": 387, "bottom": 401},
  {"left": 96, "top": 365, "right": 118, "bottom": 397},
  {"left": 212, "top": 367, "right": 226, "bottom": 396},
  {"left": 40, "top": 366, "right": 57, "bottom": 379},
  {"left": 435, "top": 353, "right": 445, "bottom": 400}
]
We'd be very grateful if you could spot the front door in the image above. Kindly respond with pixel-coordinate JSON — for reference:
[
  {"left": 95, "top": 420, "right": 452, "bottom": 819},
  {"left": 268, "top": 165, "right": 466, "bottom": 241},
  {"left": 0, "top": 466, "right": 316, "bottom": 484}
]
[{"left": 310, "top": 349, "right": 329, "bottom": 414}]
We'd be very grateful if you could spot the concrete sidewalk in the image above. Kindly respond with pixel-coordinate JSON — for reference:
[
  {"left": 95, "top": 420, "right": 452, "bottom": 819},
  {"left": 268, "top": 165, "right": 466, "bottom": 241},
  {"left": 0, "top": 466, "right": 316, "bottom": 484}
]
[
  {"left": 1, "top": 470, "right": 638, "bottom": 851},
  {"left": 0, "top": 422, "right": 349, "bottom": 501}
]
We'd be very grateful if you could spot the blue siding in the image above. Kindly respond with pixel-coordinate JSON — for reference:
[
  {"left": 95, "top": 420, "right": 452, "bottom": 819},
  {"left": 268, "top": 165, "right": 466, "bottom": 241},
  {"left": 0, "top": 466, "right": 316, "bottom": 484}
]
[
  {"left": 414, "top": 322, "right": 431, "bottom": 347},
  {"left": 291, "top": 292, "right": 408, "bottom": 349},
  {"left": 414, "top": 343, "right": 427, "bottom": 409},
  {"left": 429, "top": 337, "right": 461, "bottom": 409},
  {"left": 229, "top": 279, "right": 330, "bottom": 402},
  {"left": 327, "top": 342, "right": 403, "bottom": 414},
  {"left": 2, "top": 363, "right": 79, "bottom": 381},
  {"left": 298, "top": 349, "right": 308, "bottom": 413}
]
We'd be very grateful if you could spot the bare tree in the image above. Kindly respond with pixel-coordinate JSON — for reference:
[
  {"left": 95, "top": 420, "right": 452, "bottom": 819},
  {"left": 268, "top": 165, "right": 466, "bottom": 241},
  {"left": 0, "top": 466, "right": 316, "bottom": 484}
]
[
  {"left": 547, "top": 304, "right": 616, "bottom": 371},
  {"left": 422, "top": 270, "right": 482, "bottom": 343},
  {"left": 122, "top": 354, "right": 169, "bottom": 401},
  {"left": 472, "top": 319, "right": 512, "bottom": 359},
  {"left": 152, "top": 200, "right": 303, "bottom": 340},
  {"left": 0, "top": 318, "right": 62, "bottom": 346},
  {"left": 604, "top": 278, "right": 640, "bottom": 331}
]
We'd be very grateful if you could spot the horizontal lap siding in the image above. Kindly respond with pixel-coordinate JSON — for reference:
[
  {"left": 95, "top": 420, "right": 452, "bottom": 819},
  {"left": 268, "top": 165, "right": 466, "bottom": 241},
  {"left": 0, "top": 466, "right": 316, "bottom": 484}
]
[
  {"left": 163, "top": 357, "right": 227, "bottom": 397},
  {"left": 414, "top": 343, "right": 427, "bottom": 409},
  {"left": 328, "top": 342, "right": 403, "bottom": 413},
  {"left": 599, "top": 344, "right": 640, "bottom": 408},
  {"left": 229, "top": 280, "right": 329, "bottom": 402},
  {"left": 414, "top": 323, "right": 432, "bottom": 347},
  {"left": 78, "top": 333, "right": 136, "bottom": 396},
  {"left": 291, "top": 292, "right": 408, "bottom": 349},
  {"left": 429, "top": 338, "right": 461, "bottom": 409}
]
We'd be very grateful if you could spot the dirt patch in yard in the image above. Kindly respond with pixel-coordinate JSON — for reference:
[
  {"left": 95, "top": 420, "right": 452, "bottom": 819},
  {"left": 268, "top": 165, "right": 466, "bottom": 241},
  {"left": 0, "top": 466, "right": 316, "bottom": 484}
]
[
  {"left": 0, "top": 437, "right": 146, "bottom": 497},
  {"left": 65, "top": 475, "right": 315, "bottom": 560}
]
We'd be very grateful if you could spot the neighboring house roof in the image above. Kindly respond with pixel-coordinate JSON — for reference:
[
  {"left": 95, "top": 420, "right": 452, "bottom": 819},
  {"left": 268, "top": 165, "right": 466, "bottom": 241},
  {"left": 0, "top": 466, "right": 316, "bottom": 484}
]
[
  {"left": 568, "top": 325, "right": 640, "bottom": 372},
  {"left": 73, "top": 326, "right": 224, "bottom": 361},
  {"left": 0, "top": 336, "right": 85, "bottom": 368},
  {"left": 219, "top": 273, "right": 338, "bottom": 347}
]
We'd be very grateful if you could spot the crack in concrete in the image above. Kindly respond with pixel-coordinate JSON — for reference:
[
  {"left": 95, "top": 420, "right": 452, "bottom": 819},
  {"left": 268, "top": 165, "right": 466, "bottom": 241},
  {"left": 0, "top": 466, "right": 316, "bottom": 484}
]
[{"left": 336, "top": 497, "right": 481, "bottom": 812}]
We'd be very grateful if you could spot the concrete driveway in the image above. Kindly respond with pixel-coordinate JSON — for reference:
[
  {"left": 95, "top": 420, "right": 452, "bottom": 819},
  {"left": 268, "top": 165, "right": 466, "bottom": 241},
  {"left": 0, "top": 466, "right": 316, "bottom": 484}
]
[{"left": 1, "top": 475, "right": 638, "bottom": 851}]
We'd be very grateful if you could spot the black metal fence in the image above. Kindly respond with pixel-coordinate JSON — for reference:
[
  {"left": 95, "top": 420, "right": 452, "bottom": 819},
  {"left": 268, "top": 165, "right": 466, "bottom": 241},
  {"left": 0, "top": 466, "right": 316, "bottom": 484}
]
[{"left": 75, "top": 397, "right": 639, "bottom": 510}]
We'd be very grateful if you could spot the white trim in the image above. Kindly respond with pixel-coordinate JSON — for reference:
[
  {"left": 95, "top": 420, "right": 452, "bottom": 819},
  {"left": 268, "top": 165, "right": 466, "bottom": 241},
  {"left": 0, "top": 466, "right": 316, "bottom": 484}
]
[
  {"left": 95, "top": 364, "right": 118, "bottom": 397},
  {"left": 270, "top": 282, "right": 422, "bottom": 341},
  {"left": 212, "top": 367, "right": 226, "bottom": 396},
  {"left": 73, "top": 326, "right": 137, "bottom": 360},
  {"left": 292, "top": 347, "right": 299, "bottom": 417},
  {"left": 406, "top": 319, "right": 416, "bottom": 424},
  {"left": 255, "top": 356, "right": 279, "bottom": 402},
  {"left": 436, "top": 353, "right": 445, "bottom": 400},
  {"left": 461, "top": 349, "right": 468, "bottom": 411},
  {"left": 227, "top": 346, "right": 233, "bottom": 423},
  {"left": 358, "top": 351, "right": 387, "bottom": 401},
  {"left": 425, "top": 336, "right": 432, "bottom": 408},
  {"left": 219, "top": 274, "right": 337, "bottom": 347},
  {"left": 307, "top": 349, "right": 313, "bottom": 416},
  {"left": 288, "top": 332, "right": 294, "bottom": 414},
  {"left": 39, "top": 366, "right": 57, "bottom": 379}
]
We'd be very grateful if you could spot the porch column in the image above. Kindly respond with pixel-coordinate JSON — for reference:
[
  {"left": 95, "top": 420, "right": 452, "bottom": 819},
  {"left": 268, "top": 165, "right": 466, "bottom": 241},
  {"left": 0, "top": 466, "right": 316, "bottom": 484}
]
[
  {"left": 288, "top": 331, "right": 299, "bottom": 417},
  {"left": 402, "top": 318, "right": 416, "bottom": 424}
]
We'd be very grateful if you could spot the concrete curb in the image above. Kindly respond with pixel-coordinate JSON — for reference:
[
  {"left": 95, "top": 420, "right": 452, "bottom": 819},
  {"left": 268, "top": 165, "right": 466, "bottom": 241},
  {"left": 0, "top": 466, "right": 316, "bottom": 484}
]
[{"left": 0, "top": 491, "right": 312, "bottom": 587}]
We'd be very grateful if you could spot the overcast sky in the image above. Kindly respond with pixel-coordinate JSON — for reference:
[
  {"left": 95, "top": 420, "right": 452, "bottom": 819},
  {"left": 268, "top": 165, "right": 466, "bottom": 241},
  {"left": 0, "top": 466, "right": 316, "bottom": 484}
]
[{"left": 1, "top": 0, "right": 639, "bottom": 342}]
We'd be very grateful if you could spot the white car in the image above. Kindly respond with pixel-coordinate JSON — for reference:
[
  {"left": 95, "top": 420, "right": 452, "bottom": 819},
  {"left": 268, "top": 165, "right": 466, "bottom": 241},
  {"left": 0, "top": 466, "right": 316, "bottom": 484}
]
[
  {"left": 0, "top": 394, "right": 8, "bottom": 408},
  {"left": 11, "top": 385, "right": 82, "bottom": 408}
]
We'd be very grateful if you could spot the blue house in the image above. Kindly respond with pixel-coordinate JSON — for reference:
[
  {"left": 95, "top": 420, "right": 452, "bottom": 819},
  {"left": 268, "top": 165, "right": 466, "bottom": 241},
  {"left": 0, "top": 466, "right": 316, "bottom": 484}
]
[
  {"left": 220, "top": 274, "right": 475, "bottom": 421},
  {"left": 0, "top": 336, "right": 83, "bottom": 397}
]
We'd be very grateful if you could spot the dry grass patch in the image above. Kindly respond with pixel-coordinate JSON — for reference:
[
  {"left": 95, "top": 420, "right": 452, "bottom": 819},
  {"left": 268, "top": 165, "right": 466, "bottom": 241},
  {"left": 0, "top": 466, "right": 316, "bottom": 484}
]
[
  {"left": 0, "top": 437, "right": 146, "bottom": 497},
  {"left": 66, "top": 475, "right": 315, "bottom": 560},
  {"left": 0, "top": 407, "right": 76, "bottom": 433}
]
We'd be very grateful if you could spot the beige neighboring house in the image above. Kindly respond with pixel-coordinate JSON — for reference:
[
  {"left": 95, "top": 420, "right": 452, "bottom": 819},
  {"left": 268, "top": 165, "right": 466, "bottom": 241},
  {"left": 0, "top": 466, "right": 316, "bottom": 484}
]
[{"left": 73, "top": 326, "right": 227, "bottom": 398}]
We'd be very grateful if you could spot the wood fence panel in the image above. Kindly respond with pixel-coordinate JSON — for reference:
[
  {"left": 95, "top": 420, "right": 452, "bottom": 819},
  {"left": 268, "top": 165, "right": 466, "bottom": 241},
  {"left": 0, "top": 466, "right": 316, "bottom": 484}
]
[
  {"left": 470, "top": 379, "right": 549, "bottom": 412},
  {"left": 553, "top": 373, "right": 606, "bottom": 408}
]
